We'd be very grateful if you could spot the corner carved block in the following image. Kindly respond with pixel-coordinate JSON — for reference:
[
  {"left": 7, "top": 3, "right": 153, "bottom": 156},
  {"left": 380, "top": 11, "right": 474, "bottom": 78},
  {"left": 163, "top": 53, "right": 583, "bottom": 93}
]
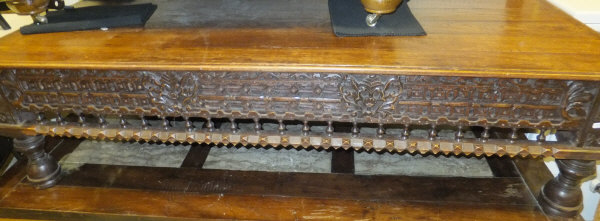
[
  {"left": 13, "top": 135, "right": 61, "bottom": 189},
  {"left": 539, "top": 160, "right": 596, "bottom": 218},
  {"left": 577, "top": 91, "right": 600, "bottom": 149},
  {"left": 565, "top": 81, "right": 595, "bottom": 120}
]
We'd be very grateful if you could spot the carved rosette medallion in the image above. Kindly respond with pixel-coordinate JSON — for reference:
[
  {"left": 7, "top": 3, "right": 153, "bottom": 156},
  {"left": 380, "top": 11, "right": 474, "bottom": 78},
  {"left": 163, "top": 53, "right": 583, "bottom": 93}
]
[
  {"left": 146, "top": 72, "right": 200, "bottom": 116},
  {"left": 339, "top": 75, "right": 402, "bottom": 119}
]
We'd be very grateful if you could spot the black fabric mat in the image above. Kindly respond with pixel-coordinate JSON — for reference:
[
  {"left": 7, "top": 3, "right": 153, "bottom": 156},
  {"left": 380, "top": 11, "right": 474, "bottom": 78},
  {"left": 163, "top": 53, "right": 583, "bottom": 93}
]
[
  {"left": 328, "top": 0, "right": 425, "bottom": 37},
  {"left": 20, "top": 3, "right": 157, "bottom": 35}
]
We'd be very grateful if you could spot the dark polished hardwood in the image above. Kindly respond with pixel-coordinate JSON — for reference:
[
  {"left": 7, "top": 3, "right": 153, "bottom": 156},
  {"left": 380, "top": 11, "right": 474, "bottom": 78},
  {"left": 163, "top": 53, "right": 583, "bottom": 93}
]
[
  {"left": 180, "top": 143, "right": 212, "bottom": 168},
  {"left": 538, "top": 160, "right": 596, "bottom": 218},
  {"left": 331, "top": 149, "right": 355, "bottom": 174},
  {"left": 513, "top": 158, "right": 555, "bottom": 203},
  {"left": 487, "top": 156, "right": 520, "bottom": 178},
  {"left": 0, "top": 0, "right": 599, "bottom": 80},
  {"left": 0, "top": 0, "right": 598, "bottom": 219},
  {"left": 0, "top": 137, "right": 13, "bottom": 175},
  {"left": 12, "top": 135, "right": 61, "bottom": 189},
  {"left": 0, "top": 138, "right": 549, "bottom": 220},
  {"left": 0, "top": 137, "right": 79, "bottom": 200}
]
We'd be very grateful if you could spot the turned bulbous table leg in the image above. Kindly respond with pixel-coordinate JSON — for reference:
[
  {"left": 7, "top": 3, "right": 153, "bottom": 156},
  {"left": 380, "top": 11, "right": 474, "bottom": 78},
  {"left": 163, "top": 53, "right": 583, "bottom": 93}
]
[
  {"left": 539, "top": 159, "right": 596, "bottom": 218},
  {"left": 13, "top": 135, "right": 61, "bottom": 189}
]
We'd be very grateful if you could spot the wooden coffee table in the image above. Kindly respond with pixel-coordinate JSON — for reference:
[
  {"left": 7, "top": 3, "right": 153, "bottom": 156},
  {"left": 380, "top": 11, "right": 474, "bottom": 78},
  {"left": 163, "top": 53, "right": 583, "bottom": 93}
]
[{"left": 0, "top": 0, "right": 599, "bottom": 219}]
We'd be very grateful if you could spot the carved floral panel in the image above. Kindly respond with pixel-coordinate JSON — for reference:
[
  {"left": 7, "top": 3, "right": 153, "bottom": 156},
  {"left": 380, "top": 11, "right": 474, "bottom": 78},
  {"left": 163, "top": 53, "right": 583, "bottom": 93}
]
[{"left": 0, "top": 69, "right": 597, "bottom": 129}]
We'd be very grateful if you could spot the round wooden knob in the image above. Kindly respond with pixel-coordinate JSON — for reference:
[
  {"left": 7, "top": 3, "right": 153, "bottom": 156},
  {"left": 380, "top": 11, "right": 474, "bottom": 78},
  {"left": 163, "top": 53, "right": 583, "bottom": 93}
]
[{"left": 360, "top": 0, "right": 403, "bottom": 14}]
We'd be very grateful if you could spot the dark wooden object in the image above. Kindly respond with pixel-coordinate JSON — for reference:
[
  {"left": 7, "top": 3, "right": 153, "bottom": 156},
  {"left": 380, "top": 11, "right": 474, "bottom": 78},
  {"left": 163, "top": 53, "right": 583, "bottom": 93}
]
[
  {"left": 0, "top": 0, "right": 598, "bottom": 219},
  {"left": 331, "top": 149, "right": 355, "bottom": 174},
  {"left": 0, "top": 0, "right": 598, "bottom": 79},
  {"left": 0, "top": 14, "right": 10, "bottom": 30},
  {"left": 538, "top": 160, "right": 596, "bottom": 218},
  {"left": 0, "top": 136, "right": 13, "bottom": 174},
  {"left": 487, "top": 156, "right": 520, "bottom": 178},
  {"left": 12, "top": 135, "right": 60, "bottom": 189},
  {"left": 0, "top": 137, "right": 79, "bottom": 200},
  {"left": 0, "top": 139, "right": 548, "bottom": 220},
  {"left": 0, "top": 186, "right": 547, "bottom": 221},
  {"left": 513, "top": 158, "right": 555, "bottom": 204},
  {"left": 180, "top": 143, "right": 212, "bottom": 168}
]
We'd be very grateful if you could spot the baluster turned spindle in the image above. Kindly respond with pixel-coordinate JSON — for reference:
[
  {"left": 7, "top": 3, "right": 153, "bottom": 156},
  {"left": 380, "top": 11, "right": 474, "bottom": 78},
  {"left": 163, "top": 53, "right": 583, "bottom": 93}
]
[
  {"left": 229, "top": 118, "right": 238, "bottom": 133},
  {"left": 351, "top": 121, "right": 360, "bottom": 137},
  {"left": 56, "top": 112, "right": 64, "bottom": 125},
  {"left": 141, "top": 115, "right": 148, "bottom": 130},
  {"left": 455, "top": 125, "right": 464, "bottom": 141},
  {"left": 205, "top": 117, "right": 214, "bottom": 132},
  {"left": 36, "top": 112, "right": 45, "bottom": 125},
  {"left": 482, "top": 126, "right": 490, "bottom": 142},
  {"left": 119, "top": 114, "right": 127, "bottom": 128},
  {"left": 377, "top": 123, "right": 385, "bottom": 138},
  {"left": 538, "top": 128, "right": 547, "bottom": 142},
  {"left": 278, "top": 119, "right": 286, "bottom": 135},
  {"left": 98, "top": 114, "right": 107, "bottom": 128},
  {"left": 161, "top": 116, "right": 169, "bottom": 130},
  {"left": 429, "top": 124, "right": 437, "bottom": 140},
  {"left": 326, "top": 121, "right": 334, "bottom": 136},
  {"left": 185, "top": 117, "right": 193, "bottom": 132},
  {"left": 302, "top": 120, "right": 310, "bottom": 136},
  {"left": 253, "top": 118, "right": 262, "bottom": 133},
  {"left": 402, "top": 124, "right": 410, "bottom": 140},
  {"left": 78, "top": 113, "right": 86, "bottom": 126},
  {"left": 510, "top": 127, "right": 519, "bottom": 143}
]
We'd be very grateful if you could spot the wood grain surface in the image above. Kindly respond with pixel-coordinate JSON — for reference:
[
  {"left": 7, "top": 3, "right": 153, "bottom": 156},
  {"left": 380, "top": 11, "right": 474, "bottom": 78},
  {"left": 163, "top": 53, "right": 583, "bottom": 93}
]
[
  {"left": 0, "top": 185, "right": 547, "bottom": 221},
  {"left": 0, "top": 0, "right": 598, "bottom": 80},
  {"left": 0, "top": 138, "right": 550, "bottom": 220},
  {"left": 55, "top": 164, "right": 535, "bottom": 205},
  {"left": 0, "top": 137, "right": 77, "bottom": 201},
  {"left": 0, "top": 164, "right": 547, "bottom": 221}
]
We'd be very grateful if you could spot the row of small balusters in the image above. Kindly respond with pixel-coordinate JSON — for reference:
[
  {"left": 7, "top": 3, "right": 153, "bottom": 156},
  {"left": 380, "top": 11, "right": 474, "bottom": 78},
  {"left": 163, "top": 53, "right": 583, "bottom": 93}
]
[{"left": 36, "top": 112, "right": 549, "bottom": 143}]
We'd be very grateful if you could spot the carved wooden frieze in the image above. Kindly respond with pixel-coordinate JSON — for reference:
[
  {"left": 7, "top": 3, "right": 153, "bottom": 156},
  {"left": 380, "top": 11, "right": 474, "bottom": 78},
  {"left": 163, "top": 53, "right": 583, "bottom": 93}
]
[
  {"left": 0, "top": 69, "right": 597, "bottom": 129},
  {"left": 339, "top": 75, "right": 401, "bottom": 119}
]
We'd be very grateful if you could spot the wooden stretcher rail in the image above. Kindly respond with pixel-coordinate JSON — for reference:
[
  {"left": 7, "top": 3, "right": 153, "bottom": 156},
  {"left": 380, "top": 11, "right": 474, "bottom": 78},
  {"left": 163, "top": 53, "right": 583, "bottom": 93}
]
[{"left": 1, "top": 123, "right": 598, "bottom": 160}]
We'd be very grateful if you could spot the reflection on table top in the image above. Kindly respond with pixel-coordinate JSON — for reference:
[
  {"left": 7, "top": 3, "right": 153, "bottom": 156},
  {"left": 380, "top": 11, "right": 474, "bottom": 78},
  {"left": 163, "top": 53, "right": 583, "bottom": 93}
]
[{"left": 0, "top": 0, "right": 599, "bottom": 80}]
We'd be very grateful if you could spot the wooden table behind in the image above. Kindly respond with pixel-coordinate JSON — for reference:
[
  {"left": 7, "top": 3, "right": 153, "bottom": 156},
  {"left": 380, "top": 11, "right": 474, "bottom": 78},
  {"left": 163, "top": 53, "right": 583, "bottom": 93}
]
[{"left": 0, "top": 0, "right": 598, "bottom": 80}]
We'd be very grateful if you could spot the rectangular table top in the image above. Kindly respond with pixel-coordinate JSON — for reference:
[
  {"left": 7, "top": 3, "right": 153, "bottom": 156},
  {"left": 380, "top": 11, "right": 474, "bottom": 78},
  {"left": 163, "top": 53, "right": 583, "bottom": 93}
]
[{"left": 0, "top": 0, "right": 599, "bottom": 80}]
